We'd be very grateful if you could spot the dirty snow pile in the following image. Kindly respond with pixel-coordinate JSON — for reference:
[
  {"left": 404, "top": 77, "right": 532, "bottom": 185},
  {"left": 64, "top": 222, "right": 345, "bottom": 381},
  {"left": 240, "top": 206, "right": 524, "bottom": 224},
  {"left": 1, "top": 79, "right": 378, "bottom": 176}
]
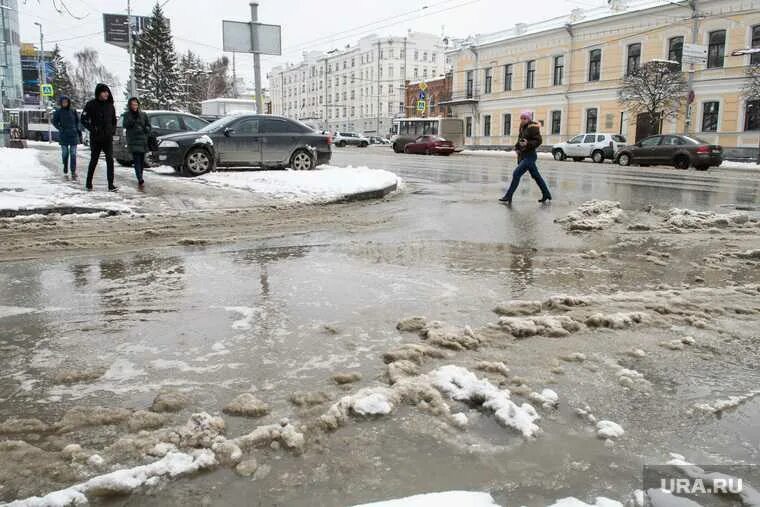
[
  {"left": 190, "top": 165, "right": 401, "bottom": 203},
  {"left": 555, "top": 200, "right": 624, "bottom": 231},
  {"left": 5, "top": 450, "right": 216, "bottom": 507},
  {"left": 0, "top": 147, "right": 129, "bottom": 214},
  {"left": 352, "top": 491, "right": 500, "bottom": 507},
  {"left": 664, "top": 208, "right": 753, "bottom": 229}
]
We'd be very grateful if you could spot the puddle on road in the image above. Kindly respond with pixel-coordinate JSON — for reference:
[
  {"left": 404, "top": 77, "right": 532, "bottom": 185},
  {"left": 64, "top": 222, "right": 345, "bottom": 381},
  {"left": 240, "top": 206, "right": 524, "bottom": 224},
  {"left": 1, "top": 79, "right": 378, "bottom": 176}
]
[{"left": 1, "top": 199, "right": 760, "bottom": 505}]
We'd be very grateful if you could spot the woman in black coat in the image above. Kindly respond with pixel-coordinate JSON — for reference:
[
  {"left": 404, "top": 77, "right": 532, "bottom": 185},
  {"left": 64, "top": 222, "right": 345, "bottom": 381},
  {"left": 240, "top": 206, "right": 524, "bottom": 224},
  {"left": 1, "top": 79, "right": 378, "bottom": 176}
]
[
  {"left": 52, "top": 96, "right": 81, "bottom": 177},
  {"left": 122, "top": 97, "right": 151, "bottom": 187}
]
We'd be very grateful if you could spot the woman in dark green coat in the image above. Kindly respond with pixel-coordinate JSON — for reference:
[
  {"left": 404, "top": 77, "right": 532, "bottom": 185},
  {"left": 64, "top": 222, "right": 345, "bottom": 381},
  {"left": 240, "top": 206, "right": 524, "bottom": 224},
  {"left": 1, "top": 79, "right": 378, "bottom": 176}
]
[{"left": 122, "top": 97, "right": 151, "bottom": 187}]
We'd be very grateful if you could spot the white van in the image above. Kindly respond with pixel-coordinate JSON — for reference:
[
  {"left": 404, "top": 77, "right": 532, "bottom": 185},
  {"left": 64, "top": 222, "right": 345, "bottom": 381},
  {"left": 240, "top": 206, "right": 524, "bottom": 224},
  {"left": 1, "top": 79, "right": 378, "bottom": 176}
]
[{"left": 552, "top": 133, "right": 627, "bottom": 163}]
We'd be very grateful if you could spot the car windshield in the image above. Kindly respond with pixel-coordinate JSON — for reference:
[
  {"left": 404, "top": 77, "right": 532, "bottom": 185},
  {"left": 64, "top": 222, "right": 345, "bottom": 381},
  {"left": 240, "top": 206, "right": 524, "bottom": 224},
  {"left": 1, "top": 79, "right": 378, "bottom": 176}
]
[
  {"left": 613, "top": 135, "right": 626, "bottom": 143},
  {"left": 198, "top": 115, "right": 241, "bottom": 133}
]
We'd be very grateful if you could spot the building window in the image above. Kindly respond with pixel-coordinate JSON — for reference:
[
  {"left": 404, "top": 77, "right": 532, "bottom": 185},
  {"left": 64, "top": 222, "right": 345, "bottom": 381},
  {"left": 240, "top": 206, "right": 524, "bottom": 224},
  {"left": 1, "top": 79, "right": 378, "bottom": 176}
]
[
  {"left": 423, "top": 52, "right": 427, "bottom": 62},
  {"left": 526, "top": 60, "right": 536, "bottom": 89},
  {"left": 414, "top": 67, "right": 418, "bottom": 79},
  {"left": 586, "top": 108, "right": 598, "bottom": 133},
  {"left": 423, "top": 68, "right": 428, "bottom": 79},
  {"left": 701, "top": 101, "right": 719, "bottom": 132},
  {"left": 503, "top": 64, "right": 513, "bottom": 91},
  {"left": 745, "top": 100, "right": 760, "bottom": 131},
  {"left": 707, "top": 30, "right": 725, "bottom": 68},
  {"left": 466, "top": 70, "right": 474, "bottom": 98},
  {"left": 752, "top": 25, "right": 760, "bottom": 65},
  {"left": 553, "top": 56, "right": 564, "bottom": 86},
  {"left": 668, "top": 36, "right": 684, "bottom": 69},
  {"left": 431, "top": 52, "right": 437, "bottom": 62},
  {"left": 503, "top": 113, "right": 511, "bottom": 136},
  {"left": 551, "top": 110, "right": 561, "bottom": 135},
  {"left": 627, "top": 43, "right": 641, "bottom": 74},
  {"left": 484, "top": 68, "right": 492, "bottom": 94},
  {"left": 483, "top": 115, "right": 491, "bottom": 137},
  {"left": 589, "top": 49, "right": 601, "bottom": 81},
  {"left": 414, "top": 50, "right": 419, "bottom": 61},
  {"left": 465, "top": 116, "right": 473, "bottom": 137}
]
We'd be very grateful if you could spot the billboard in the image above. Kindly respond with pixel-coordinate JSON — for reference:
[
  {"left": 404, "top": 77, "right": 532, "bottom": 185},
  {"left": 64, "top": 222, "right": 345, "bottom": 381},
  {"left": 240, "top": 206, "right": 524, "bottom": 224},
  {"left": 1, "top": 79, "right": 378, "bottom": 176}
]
[
  {"left": 222, "top": 21, "right": 281, "bottom": 55},
  {"left": 103, "top": 14, "right": 161, "bottom": 49}
]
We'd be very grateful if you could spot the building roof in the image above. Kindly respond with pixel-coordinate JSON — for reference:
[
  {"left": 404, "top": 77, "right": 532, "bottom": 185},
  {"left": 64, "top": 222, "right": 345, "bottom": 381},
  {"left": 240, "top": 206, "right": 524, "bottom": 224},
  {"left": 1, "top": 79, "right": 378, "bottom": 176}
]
[{"left": 448, "top": 0, "right": 684, "bottom": 52}]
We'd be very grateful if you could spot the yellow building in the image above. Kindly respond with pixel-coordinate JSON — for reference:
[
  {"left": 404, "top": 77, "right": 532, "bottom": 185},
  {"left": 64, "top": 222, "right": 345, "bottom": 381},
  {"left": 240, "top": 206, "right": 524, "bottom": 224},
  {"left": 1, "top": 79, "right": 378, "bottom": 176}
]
[{"left": 446, "top": 0, "right": 760, "bottom": 157}]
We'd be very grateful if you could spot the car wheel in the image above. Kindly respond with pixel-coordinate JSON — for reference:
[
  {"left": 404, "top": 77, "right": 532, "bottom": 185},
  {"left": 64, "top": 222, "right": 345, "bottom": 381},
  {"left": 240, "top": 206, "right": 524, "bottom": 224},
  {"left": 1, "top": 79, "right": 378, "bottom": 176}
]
[
  {"left": 673, "top": 155, "right": 690, "bottom": 170},
  {"left": 337, "top": 141, "right": 346, "bottom": 148},
  {"left": 572, "top": 157, "right": 584, "bottom": 162},
  {"left": 404, "top": 147, "right": 410, "bottom": 154},
  {"left": 360, "top": 142, "right": 368, "bottom": 148},
  {"left": 553, "top": 149, "right": 566, "bottom": 161},
  {"left": 290, "top": 149, "right": 314, "bottom": 171},
  {"left": 617, "top": 153, "right": 632, "bottom": 166},
  {"left": 117, "top": 159, "right": 133, "bottom": 167},
  {"left": 393, "top": 143, "right": 402, "bottom": 153},
  {"left": 183, "top": 148, "right": 212, "bottom": 177},
  {"left": 592, "top": 150, "right": 605, "bottom": 164}
]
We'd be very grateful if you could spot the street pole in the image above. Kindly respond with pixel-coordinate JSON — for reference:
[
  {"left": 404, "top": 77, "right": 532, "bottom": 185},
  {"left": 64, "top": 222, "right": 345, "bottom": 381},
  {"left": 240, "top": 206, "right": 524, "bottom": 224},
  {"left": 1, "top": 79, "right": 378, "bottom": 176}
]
[
  {"left": 684, "top": 0, "right": 698, "bottom": 134},
  {"left": 35, "top": 22, "right": 44, "bottom": 107},
  {"left": 127, "top": 0, "right": 136, "bottom": 98},
  {"left": 232, "top": 51, "right": 237, "bottom": 98},
  {"left": 250, "top": 2, "right": 263, "bottom": 115},
  {"left": 376, "top": 41, "right": 381, "bottom": 134},
  {"left": 0, "top": 0, "right": 7, "bottom": 147}
]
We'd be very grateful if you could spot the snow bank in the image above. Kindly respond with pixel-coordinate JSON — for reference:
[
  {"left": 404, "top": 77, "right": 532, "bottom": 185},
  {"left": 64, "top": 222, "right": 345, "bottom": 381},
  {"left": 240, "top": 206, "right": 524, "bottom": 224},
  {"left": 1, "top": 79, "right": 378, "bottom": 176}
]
[
  {"left": 596, "top": 420, "right": 624, "bottom": 439},
  {"left": 720, "top": 160, "right": 759, "bottom": 170},
  {"left": 193, "top": 165, "right": 400, "bottom": 203},
  {"left": 352, "top": 491, "right": 500, "bottom": 507},
  {"left": 459, "top": 149, "right": 555, "bottom": 161},
  {"left": 664, "top": 208, "right": 752, "bottom": 229},
  {"left": 547, "top": 497, "right": 623, "bottom": 507},
  {"left": 555, "top": 200, "right": 624, "bottom": 231},
  {"left": 431, "top": 365, "right": 541, "bottom": 438},
  {"left": 6, "top": 450, "right": 216, "bottom": 506},
  {"left": 0, "top": 147, "right": 129, "bottom": 214}
]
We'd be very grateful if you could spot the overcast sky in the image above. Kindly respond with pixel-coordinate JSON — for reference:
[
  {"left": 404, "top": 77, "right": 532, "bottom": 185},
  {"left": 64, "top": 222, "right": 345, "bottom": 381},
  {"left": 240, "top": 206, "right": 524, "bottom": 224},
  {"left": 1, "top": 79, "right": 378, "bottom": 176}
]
[{"left": 19, "top": 0, "right": 607, "bottom": 98}]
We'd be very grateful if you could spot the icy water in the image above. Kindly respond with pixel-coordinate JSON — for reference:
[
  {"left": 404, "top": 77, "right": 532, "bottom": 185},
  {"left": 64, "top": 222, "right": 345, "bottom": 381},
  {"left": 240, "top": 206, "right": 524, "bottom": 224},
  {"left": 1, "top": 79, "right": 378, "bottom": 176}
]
[{"left": 1, "top": 155, "right": 760, "bottom": 506}]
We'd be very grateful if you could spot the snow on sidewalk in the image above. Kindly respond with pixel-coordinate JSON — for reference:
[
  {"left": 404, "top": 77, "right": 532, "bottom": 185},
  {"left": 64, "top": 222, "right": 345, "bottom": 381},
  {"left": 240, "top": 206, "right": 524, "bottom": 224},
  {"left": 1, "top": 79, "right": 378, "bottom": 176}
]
[
  {"left": 0, "top": 148, "right": 129, "bottom": 214},
  {"left": 352, "top": 491, "right": 501, "bottom": 507},
  {"left": 720, "top": 160, "right": 760, "bottom": 170},
  {"left": 459, "top": 149, "right": 555, "bottom": 160},
  {"left": 155, "top": 165, "right": 401, "bottom": 203}
]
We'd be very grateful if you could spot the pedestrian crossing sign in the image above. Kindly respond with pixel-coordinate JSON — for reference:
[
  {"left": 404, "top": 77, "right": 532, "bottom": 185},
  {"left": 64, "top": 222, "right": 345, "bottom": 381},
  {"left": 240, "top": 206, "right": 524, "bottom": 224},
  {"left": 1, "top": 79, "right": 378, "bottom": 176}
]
[
  {"left": 40, "top": 84, "right": 54, "bottom": 97},
  {"left": 416, "top": 100, "right": 426, "bottom": 112}
]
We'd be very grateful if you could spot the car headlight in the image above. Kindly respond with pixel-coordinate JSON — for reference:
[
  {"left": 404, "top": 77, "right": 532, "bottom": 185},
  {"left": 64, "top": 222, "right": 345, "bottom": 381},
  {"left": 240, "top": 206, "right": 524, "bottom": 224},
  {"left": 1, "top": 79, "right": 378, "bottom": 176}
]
[{"left": 159, "top": 140, "right": 179, "bottom": 148}]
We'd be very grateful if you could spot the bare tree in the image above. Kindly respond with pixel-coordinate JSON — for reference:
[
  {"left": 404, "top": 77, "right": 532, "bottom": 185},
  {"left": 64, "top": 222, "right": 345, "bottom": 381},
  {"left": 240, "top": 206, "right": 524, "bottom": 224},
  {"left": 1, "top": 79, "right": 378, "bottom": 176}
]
[
  {"left": 70, "top": 48, "right": 119, "bottom": 107},
  {"left": 618, "top": 60, "right": 689, "bottom": 135},
  {"left": 744, "top": 64, "right": 760, "bottom": 164}
]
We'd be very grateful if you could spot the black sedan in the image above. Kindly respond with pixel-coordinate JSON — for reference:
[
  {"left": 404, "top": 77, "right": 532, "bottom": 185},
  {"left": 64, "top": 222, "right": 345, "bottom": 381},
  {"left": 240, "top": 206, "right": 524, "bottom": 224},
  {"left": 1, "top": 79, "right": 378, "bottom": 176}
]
[
  {"left": 157, "top": 114, "right": 333, "bottom": 176},
  {"left": 615, "top": 134, "right": 722, "bottom": 171}
]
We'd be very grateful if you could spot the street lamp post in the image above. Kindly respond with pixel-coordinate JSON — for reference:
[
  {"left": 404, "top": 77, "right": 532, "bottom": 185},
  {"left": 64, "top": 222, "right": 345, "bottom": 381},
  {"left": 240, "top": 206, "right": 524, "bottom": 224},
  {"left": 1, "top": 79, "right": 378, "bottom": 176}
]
[{"left": 34, "top": 22, "right": 44, "bottom": 107}]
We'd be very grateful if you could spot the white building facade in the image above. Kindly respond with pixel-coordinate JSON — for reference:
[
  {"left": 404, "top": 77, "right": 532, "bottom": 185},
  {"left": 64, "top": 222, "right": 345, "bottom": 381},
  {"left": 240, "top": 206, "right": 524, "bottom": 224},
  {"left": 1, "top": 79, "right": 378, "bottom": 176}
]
[{"left": 269, "top": 32, "right": 447, "bottom": 135}]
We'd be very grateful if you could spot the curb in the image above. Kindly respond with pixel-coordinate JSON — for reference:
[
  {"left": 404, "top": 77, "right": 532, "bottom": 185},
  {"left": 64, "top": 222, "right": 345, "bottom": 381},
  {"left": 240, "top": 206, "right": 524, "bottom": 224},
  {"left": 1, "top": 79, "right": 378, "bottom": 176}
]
[
  {"left": 333, "top": 181, "right": 399, "bottom": 203},
  {"left": 0, "top": 207, "right": 120, "bottom": 219}
]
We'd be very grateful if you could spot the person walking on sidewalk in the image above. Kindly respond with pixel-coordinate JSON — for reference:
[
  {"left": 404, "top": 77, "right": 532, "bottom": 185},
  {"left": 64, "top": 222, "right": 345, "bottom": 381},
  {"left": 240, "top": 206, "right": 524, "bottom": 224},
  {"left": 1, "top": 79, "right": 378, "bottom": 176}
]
[
  {"left": 122, "top": 97, "right": 151, "bottom": 188},
  {"left": 499, "top": 111, "right": 552, "bottom": 204},
  {"left": 81, "top": 83, "right": 117, "bottom": 192},
  {"left": 52, "top": 96, "right": 81, "bottom": 179}
]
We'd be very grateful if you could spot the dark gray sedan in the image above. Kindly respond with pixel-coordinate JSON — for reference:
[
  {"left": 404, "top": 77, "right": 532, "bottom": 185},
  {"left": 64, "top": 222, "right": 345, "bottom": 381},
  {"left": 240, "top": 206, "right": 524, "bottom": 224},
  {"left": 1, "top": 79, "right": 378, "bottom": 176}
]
[
  {"left": 156, "top": 114, "right": 333, "bottom": 176},
  {"left": 615, "top": 134, "right": 722, "bottom": 171}
]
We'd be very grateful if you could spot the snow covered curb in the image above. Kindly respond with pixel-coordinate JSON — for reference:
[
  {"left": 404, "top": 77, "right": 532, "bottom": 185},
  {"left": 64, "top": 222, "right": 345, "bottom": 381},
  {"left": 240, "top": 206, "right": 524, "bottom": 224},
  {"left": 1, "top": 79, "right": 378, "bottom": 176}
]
[
  {"left": 352, "top": 491, "right": 500, "bottom": 507},
  {"left": 0, "top": 148, "right": 131, "bottom": 218},
  {"left": 4, "top": 450, "right": 216, "bottom": 507},
  {"left": 719, "top": 160, "right": 760, "bottom": 170},
  {"left": 152, "top": 165, "right": 401, "bottom": 204},
  {"left": 459, "top": 149, "right": 555, "bottom": 161}
]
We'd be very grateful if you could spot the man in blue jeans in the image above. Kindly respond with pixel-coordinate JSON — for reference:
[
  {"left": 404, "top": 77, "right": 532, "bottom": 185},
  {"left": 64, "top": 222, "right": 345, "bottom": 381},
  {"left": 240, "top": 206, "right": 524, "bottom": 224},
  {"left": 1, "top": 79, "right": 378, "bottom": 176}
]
[{"left": 499, "top": 111, "right": 552, "bottom": 204}]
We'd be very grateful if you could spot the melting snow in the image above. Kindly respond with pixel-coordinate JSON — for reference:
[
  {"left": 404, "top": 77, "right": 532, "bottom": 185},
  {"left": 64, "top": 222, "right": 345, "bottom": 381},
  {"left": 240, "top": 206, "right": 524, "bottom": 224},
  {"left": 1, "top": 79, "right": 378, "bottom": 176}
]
[{"left": 351, "top": 491, "right": 500, "bottom": 507}]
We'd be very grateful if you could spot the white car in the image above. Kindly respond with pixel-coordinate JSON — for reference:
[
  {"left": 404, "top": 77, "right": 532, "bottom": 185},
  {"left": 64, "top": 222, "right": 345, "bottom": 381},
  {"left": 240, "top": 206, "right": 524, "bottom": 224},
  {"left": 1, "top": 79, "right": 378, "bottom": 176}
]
[
  {"left": 333, "top": 132, "right": 369, "bottom": 148},
  {"left": 552, "top": 133, "right": 628, "bottom": 163}
]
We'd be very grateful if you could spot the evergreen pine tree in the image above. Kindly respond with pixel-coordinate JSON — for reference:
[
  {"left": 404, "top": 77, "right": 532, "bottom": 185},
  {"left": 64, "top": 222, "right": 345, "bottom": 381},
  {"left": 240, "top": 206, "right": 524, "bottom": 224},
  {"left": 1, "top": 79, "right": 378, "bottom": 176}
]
[
  {"left": 50, "top": 45, "right": 75, "bottom": 102},
  {"left": 177, "top": 50, "right": 208, "bottom": 114},
  {"left": 133, "top": 2, "right": 179, "bottom": 109}
]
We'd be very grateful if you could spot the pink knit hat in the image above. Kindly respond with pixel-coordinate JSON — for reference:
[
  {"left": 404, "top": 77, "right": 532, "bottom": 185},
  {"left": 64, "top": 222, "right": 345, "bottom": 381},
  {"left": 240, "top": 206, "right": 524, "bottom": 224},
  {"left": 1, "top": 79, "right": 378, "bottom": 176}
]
[{"left": 520, "top": 111, "right": 533, "bottom": 120}]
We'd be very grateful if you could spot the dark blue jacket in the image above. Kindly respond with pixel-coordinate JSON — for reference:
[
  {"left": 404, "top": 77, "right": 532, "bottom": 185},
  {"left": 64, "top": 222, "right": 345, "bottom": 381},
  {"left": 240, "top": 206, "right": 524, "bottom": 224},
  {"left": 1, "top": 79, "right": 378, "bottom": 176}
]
[{"left": 52, "top": 96, "right": 81, "bottom": 146}]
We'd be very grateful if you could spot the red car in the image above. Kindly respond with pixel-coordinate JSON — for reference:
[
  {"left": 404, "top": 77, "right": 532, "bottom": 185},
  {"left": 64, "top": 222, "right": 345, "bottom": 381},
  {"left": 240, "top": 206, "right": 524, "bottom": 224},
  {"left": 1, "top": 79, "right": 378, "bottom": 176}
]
[{"left": 403, "top": 135, "right": 455, "bottom": 156}]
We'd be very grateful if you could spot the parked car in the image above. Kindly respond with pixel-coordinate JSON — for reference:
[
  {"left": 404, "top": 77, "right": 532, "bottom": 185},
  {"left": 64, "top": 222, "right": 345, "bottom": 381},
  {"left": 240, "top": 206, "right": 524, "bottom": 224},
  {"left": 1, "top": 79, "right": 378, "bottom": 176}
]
[
  {"left": 369, "top": 136, "right": 390, "bottom": 145},
  {"left": 552, "top": 133, "right": 628, "bottom": 163},
  {"left": 615, "top": 134, "right": 722, "bottom": 171},
  {"left": 114, "top": 110, "right": 209, "bottom": 166},
  {"left": 333, "top": 132, "right": 369, "bottom": 148},
  {"left": 156, "top": 114, "right": 332, "bottom": 176},
  {"left": 403, "top": 135, "right": 455, "bottom": 156}
]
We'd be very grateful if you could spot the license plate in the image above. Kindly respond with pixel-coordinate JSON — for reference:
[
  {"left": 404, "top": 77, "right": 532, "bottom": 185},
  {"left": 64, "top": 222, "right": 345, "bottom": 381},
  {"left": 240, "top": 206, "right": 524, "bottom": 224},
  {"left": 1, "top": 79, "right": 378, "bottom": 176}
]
[
  {"left": 159, "top": 155, "right": 167, "bottom": 161},
  {"left": 712, "top": 150, "right": 720, "bottom": 153}
]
